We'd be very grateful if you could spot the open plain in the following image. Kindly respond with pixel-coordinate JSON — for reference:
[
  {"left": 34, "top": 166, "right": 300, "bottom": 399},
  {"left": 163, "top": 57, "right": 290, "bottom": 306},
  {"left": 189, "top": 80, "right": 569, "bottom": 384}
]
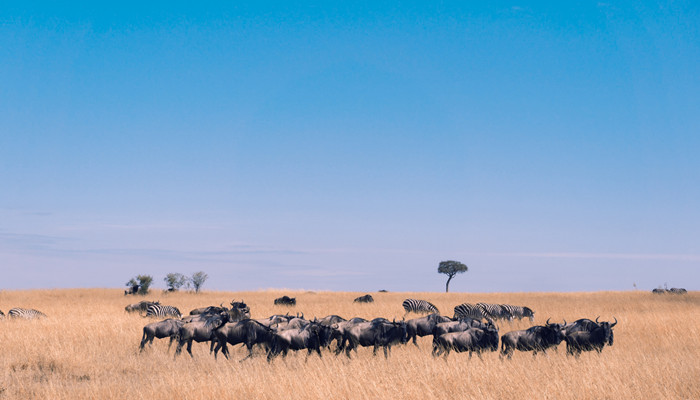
[{"left": 0, "top": 289, "right": 698, "bottom": 399}]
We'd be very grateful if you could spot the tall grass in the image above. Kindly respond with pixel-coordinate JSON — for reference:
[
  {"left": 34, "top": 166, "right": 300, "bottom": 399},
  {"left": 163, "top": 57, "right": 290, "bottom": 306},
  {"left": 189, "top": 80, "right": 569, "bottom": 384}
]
[{"left": 0, "top": 289, "right": 698, "bottom": 399}]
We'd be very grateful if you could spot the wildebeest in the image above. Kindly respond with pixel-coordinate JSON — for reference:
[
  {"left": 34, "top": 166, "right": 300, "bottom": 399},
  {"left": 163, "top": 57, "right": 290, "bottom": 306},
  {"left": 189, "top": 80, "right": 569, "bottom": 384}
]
[
  {"left": 274, "top": 296, "right": 296, "bottom": 306},
  {"left": 652, "top": 288, "right": 666, "bottom": 294},
  {"left": 564, "top": 317, "right": 617, "bottom": 357},
  {"left": 230, "top": 300, "right": 252, "bottom": 319},
  {"left": 139, "top": 318, "right": 184, "bottom": 352},
  {"left": 500, "top": 319, "right": 565, "bottom": 359},
  {"left": 669, "top": 288, "right": 687, "bottom": 294},
  {"left": 267, "top": 321, "right": 334, "bottom": 361},
  {"left": 405, "top": 313, "right": 452, "bottom": 347},
  {"left": 354, "top": 294, "right": 374, "bottom": 303},
  {"left": 342, "top": 318, "right": 408, "bottom": 358},
  {"left": 213, "top": 319, "right": 277, "bottom": 361},
  {"left": 0, "top": 310, "right": 4, "bottom": 319},
  {"left": 126, "top": 300, "right": 160, "bottom": 314},
  {"left": 431, "top": 318, "right": 492, "bottom": 355},
  {"left": 433, "top": 325, "right": 500, "bottom": 359},
  {"left": 174, "top": 312, "right": 230, "bottom": 357},
  {"left": 124, "top": 283, "right": 140, "bottom": 296},
  {"left": 330, "top": 317, "right": 368, "bottom": 354}
]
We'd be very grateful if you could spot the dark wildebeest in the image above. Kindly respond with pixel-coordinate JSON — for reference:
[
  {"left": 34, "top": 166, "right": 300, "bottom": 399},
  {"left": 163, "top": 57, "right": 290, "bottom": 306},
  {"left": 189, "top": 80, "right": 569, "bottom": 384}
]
[
  {"left": 405, "top": 313, "right": 452, "bottom": 348},
  {"left": 213, "top": 319, "right": 277, "bottom": 361},
  {"left": 330, "top": 317, "right": 368, "bottom": 354},
  {"left": 230, "top": 300, "right": 251, "bottom": 319},
  {"left": 274, "top": 296, "right": 296, "bottom": 306},
  {"left": 431, "top": 318, "right": 492, "bottom": 355},
  {"left": 564, "top": 317, "right": 617, "bottom": 357},
  {"left": 273, "top": 316, "right": 310, "bottom": 331},
  {"left": 174, "top": 312, "right": 230, "bottom": 358},
  {"left": 267, "top": 321, "right": 334, "bottom": 361},
  {"left": 652, "top": 288, "right": 667, "bottom": 294},
  {"left": 500, "top": 319, "right": 566, "bottom": 359},
  {"left": 669, "top": 288, "right": 687, "bottom": 294},
  {"left": 125, "top": 284, "right": 140, "bottom": 296},
  {"left": 139, "top": 318, "right": 184, "bottom": 352},
  {"left": 342, "top": 318, "right": 408, "bottom": 358},
  {"left": 354, "top": 294, "right": 374, "bottom": 303},
  {"left": 0, "top": 310, "right": 4, "bottom": 319},
  {"left": 125, "top": 300, "right": 159, "bottom": 314},
  {"left": 433, "top": 325, "right": 500, "bottom": 359}
]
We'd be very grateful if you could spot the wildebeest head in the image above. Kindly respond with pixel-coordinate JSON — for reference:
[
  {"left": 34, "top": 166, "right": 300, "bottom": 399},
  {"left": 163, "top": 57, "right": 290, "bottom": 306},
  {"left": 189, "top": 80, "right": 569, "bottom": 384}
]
[
  {"left": 595, "top": 316, "right": 617, "bottom": 346},
  {"left": 523, "top": 307, "right": 535, "bottom": 321},
  {"left": 543, "top": 318, "right": 566, "bottom": 345}
]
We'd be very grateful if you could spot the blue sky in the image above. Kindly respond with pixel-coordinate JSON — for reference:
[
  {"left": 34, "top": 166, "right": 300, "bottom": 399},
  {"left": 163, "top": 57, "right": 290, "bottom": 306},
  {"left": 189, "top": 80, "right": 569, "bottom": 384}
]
[{"left": 1, "top": 2, "right": 698, "bottom": 292}]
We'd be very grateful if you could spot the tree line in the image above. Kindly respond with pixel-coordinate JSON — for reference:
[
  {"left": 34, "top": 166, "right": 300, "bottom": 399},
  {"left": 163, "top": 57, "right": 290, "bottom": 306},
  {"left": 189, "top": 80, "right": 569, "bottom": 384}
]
[{"left": 126, "top": 271, "right": 209, "bottom": 295}]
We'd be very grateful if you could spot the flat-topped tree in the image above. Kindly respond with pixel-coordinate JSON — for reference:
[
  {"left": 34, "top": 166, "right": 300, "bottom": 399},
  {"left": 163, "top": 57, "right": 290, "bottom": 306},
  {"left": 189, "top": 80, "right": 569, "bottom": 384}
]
[{"left": 438, "top": 260, "right": 468, "bottom": 293}]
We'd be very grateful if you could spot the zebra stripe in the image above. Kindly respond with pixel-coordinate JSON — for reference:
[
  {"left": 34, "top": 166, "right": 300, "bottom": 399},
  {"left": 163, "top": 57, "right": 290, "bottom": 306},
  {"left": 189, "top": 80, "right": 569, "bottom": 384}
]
[
  {"left": 146, "top": 304, "right": 182, "bottom": 319},
  {"left": 476, "top": 303, "right": 513, "bottom": 321},
  {"left": 453, "top": 303, "right": 487, "bottom": 320},
  {"left": 500, "top": 304, "right": 535, "bottom": 321},
  {"left": 402, "top": 299, "right": 439, "bottom": 315},
  {"left": 8, "top": 307, "right": 47, "bottom": 319}
]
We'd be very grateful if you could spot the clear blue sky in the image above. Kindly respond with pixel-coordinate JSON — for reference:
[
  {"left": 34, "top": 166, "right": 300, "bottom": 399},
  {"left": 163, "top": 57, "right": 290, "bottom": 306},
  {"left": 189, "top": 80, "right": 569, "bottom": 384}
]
[{"left": 1, "top": 2, "right": 698, "bottom": 292}]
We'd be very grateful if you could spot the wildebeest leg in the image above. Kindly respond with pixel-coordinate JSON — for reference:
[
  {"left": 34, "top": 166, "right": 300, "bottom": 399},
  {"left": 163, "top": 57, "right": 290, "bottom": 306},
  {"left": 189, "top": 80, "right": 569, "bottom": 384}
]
[
  {"left": 383, "top": 346, "right": 389, "bottom": 359},
  {"left": 412, "top": 335, "right": 420, "bottom": 348},
  {"left": 167, "top": 335, "right": 176, "bottom": 352},
  {"left": 209, "top": 338, "right": 217, "bottom": 354},
  {"left": 186, "top": 340, "right": 194, "bottom": 358},
  {"left": 139, "top": 331, "right": 149, "bottom": 352}
]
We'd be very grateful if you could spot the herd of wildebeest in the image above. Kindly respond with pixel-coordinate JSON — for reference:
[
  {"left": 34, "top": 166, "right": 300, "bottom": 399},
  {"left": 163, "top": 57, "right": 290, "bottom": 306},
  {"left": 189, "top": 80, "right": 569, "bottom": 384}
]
[
  {"left": 9, "top": 287, "right": 689, "bottom": 361},
  {"left": 114, "top": 293, "right": 621, "bottom": 361}
]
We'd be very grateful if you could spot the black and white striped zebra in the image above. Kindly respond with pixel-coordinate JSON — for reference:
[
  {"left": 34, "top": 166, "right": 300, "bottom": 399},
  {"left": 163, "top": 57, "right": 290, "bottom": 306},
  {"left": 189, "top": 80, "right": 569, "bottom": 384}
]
[
  {"left": 453, "top": 303, "right": 488, "bottom": 321},
  {"left": 8, "top": 307, "right": 47, "bottom": 319},
  {"left": 145, "top": 304, "right": 182, "bottom": 319},
  {"left": 402, "top": 299, "right": 439, "bottom": 316},
  {"left": 500, "top": 304, "right": 535, "bottom": 321},
  {"left": 477, "top": 303, "right": 513, "bottom": 321}
]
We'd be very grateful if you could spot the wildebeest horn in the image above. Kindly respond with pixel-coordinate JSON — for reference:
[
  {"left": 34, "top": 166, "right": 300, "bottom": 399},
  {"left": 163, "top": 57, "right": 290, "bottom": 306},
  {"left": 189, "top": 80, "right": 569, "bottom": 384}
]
[
  {"left": 595, "top": 316, "right": 600, "bottom": 324},
  {"left": 546, "top": 318, "right": 551, "bottom": 325},
  {"left": 562, "top": 319, "right": 566, "bottom": 326},
  {"left": 611, "top": 317, "right": 617, "bottom": 327}
]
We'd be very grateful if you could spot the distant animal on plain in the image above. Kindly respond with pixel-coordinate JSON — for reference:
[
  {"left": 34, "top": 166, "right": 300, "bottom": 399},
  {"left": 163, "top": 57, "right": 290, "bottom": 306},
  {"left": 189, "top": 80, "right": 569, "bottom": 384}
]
[
  {"left": 274, "top": 296, "right": 296, "bottom": 306},
  {"left": 354, "top": 294, "right": 374, "bottom": 303}
]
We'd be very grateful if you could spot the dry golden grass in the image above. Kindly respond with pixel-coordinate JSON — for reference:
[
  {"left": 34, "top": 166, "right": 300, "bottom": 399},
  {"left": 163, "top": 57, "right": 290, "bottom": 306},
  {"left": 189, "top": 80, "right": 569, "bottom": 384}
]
[{"left": 0, "top": 289, "right": 698, "bottom": 399}]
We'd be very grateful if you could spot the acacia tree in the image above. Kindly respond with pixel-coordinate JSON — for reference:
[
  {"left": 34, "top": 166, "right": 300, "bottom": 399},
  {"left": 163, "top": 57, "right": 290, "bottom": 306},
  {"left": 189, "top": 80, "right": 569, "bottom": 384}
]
[
  {"left": 189, "top": 271, "right": 209, "bottom": 293},
  {"left": 164, "top": 273, "right": 187, "bottom": 292},
  {"left": 126, "top": 275, "right": 153, "bottom": 295},
  {"left": 438, "top": 260, "right": 468, "bottom": 293}
]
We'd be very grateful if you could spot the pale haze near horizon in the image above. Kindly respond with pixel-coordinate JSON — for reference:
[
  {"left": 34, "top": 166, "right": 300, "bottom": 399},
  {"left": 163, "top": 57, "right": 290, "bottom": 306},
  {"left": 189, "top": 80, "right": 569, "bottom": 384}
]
[{"left": 1, "top": 2, "right": 698, "bottom": 293}]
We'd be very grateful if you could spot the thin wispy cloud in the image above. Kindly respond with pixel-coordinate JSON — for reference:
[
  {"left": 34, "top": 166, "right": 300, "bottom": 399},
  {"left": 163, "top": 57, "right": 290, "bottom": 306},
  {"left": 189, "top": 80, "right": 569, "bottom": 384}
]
[{"left": 471, "top": 252, "right": 700, "bottom": 262}]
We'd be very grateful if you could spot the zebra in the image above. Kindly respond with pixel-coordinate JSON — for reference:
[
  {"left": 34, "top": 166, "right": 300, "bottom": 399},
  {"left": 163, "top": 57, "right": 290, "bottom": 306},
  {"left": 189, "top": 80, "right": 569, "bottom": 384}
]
[
  {"left": 500, "top": 304, "right": 535, "bottom": 321},
  {"left": 402, "top": 299, "right": 439, "bottom": 317},
  {"left": 477, "top": 303, "right": 513, "bottom": 321},
  {"left": 8, "top": 307, "right": 47, "bottom": 319},
  {"left": 145, "top": 304, "right": 182, "bottom": 319},
  {"left": 453, "top": 303, "right": 488, "bottom": 321}
]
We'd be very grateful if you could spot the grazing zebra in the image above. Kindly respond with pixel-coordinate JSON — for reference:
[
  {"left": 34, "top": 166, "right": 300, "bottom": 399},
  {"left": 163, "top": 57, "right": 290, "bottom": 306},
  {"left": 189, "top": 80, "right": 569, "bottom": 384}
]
[
  {"left": 477, "top": 303, "right": 513, "bottom": 321},
  {"left": 145, "top": 304, "right": 182, "bottom": 319},
  {"left": 453, "top": 303, "right": 488, "bottom": 321},
  {"left": 402, "top": 299, "right": 439, "bottom": 317},
  {"left": 8, "top": 307, "right": 47, "bottom": 319},
  {"left": 500, "top": 304, "right": 535, "bottom": 321}
]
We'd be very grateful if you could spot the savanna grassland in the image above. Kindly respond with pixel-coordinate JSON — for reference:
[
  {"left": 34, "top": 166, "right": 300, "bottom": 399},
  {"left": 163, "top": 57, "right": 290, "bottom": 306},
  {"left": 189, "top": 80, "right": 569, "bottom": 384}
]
[{"left": 0, "top": 289, "right": 698, "bottom": 399}]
